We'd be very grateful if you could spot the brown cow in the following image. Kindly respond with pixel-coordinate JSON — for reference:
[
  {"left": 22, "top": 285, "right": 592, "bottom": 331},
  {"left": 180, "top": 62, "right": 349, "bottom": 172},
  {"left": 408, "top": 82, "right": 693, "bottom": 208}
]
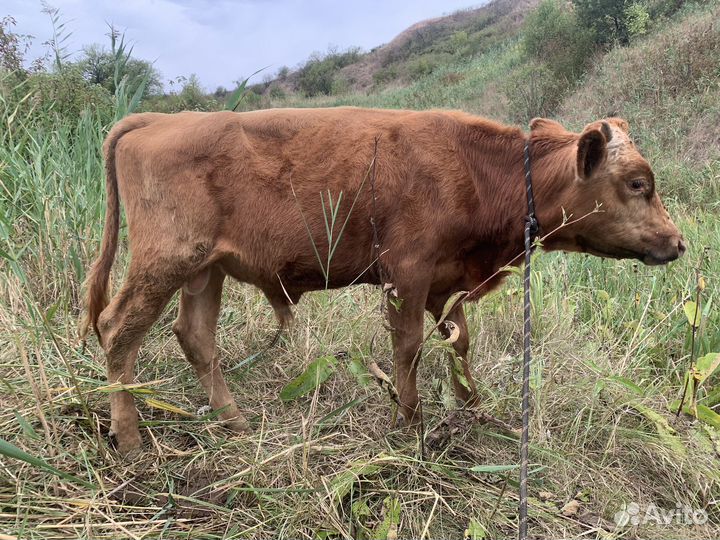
[{"left": 82, "top": 108, "right": 685, "bottom": 454}]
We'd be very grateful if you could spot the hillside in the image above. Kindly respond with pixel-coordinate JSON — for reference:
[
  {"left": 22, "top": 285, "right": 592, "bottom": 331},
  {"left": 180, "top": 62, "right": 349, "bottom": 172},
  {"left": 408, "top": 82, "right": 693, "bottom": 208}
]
[
  {"left": 1, "top": 1, "right": 719, "bottom": 539},
  {"left": 262, "top": 0, "right": 539, "bottom": 97},
  {"left": 336, "top": 0, "right": 537, "bottom": 90}
]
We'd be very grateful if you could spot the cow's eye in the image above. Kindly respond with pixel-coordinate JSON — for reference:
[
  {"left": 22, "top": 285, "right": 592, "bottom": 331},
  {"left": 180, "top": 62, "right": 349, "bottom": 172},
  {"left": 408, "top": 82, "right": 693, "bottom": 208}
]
[{"left": 629, "top": 178, "right": 646, "bottom": 192}]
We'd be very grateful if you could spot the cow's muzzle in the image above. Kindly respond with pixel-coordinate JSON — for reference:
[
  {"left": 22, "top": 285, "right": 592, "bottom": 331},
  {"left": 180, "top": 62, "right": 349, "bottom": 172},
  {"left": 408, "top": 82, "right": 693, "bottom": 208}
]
[{"left": 643, "top": 237, "right": 686, "bottom": 266}]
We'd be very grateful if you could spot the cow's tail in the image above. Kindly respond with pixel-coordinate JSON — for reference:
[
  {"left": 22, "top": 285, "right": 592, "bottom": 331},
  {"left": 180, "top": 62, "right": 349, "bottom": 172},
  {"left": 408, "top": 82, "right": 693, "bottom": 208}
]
[{"left": 80, "top": 114, "right": 157, "bottom": 343}]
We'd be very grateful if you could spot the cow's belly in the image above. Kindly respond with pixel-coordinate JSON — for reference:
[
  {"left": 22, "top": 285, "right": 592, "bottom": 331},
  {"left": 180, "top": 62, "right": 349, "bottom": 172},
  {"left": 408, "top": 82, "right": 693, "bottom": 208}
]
[{"left": 216, "top": 249, "right": 381, "bottom": 300}]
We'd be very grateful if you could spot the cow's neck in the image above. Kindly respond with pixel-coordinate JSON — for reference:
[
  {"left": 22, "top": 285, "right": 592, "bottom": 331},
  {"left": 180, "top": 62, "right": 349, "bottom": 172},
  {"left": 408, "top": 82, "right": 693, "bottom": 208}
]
[
  {"left": 458, "top": 123, "right": 578, "bottom": 278},
  {"left": 528, "top": 132, "right": 580, "bottom": 246}
]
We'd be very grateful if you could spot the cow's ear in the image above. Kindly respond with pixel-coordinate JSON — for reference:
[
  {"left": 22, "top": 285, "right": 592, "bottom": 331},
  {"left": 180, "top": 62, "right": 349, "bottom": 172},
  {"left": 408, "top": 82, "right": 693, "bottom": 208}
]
[
  {"left": 530, "top": 117, "right": 565, "bottom": 133},
  {"left": 577, "top": 128, "right": 608, "bottom": 180},
  {"left": 606, "top": 117, "right": 629, "bottom": 134}
]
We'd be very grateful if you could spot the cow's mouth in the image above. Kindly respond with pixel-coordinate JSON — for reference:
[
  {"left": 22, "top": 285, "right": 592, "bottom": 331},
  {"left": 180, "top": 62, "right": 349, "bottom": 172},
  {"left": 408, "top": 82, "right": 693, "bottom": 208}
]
[
  {"left": 642, "top": 251, "right": 681, "bottom": 266},
  {"left": 576, "top": 236, "right": 682, "bottom": 266},
  {"left": 575, "top": 236, "right": 644, "bottom": 262}
]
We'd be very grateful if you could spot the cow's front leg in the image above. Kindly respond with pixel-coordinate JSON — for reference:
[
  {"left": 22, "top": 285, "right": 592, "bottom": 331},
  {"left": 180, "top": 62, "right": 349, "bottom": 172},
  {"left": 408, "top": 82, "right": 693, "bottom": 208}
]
[{"left": 387, "top": 277, "right": 429, "bottom": 427}]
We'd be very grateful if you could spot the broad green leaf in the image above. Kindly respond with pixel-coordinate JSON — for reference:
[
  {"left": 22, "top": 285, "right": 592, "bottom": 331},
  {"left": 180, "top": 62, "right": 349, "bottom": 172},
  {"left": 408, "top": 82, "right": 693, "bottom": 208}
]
[
  {"left": 0, "top": 437, "right": 94, "bottom": 488},
  {"left": 607, "top": 375, "right": 644, "bottom": 396},
  {"left": 373, "top": 496, "right": 401, "bottom": 540},
  {"left": 499, "top": 265, "right": 522, "bottom": 276},
  {"left": 128, "top": 77, "right": 148, "bottom": 114},
  {"left": 465, "top": 518, "right": 487, "bottom": 540},
  {"left": 225, "top": 66, "right": 269, "bottom": 111},
  {"left": 695, "top": 352, "right": 720, "bottom": 384},
  {"left": 330, "top": 462, "right": 381, "bottom": 500},
  {"left": 684, "top": 301, "right": 701, "bottom": 328},
  {"left": 351, "top": 499, "right": 373, "bottom": 538},
  {"left": 629, "top": 401, "right": 686, "bottom": 457},
  {"left": 695, "top": 404, "right": 720, "bottom": 430},
  {"left": 670, "top": 400, "right": 720, "bottom": 430},
  {"left": 347, "top": 357, "right": 372, "bottom": 387},
  {"left": 351, "top": 499, "right": 371, "bottom": 519},
  {"left": 280, "top": 355, "right": 337, "bottom": 402},
  {"left": 388, "top": 296, "right": 404, "bottom": 311},
  {"left": 452, "top": 355, "right": 472, "bottom": 392}
]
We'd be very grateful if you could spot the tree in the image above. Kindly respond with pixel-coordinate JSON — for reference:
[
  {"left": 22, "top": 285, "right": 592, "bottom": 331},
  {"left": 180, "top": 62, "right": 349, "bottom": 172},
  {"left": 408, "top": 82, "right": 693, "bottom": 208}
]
[
  {"left": 572, "top": 0, "right": 648, "bottom": 46},
  {"left": 76, "top": 43, "right": 163, "bottom": 95},
  {"left": 0, "top": 16, "right": 30, "bottom": 73}
]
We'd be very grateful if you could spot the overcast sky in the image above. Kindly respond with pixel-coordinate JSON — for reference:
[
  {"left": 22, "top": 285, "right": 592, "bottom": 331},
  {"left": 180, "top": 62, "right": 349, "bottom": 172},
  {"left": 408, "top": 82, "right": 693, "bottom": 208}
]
[{"left": 6, "top": 0, "right": 484, "bottom": 91}]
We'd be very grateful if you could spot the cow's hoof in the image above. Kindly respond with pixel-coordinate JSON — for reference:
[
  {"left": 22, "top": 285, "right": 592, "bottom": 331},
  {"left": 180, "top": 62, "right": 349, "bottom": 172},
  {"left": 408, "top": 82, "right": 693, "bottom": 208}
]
[
  {"left": 394, "top": 411, "right": 421, "bottom": 430},
  {"left": 224, "top": 416, "right": 250, "bottom": 433},
  {"left": 111, "top": 430, "right": 143, "bottom": 458}
]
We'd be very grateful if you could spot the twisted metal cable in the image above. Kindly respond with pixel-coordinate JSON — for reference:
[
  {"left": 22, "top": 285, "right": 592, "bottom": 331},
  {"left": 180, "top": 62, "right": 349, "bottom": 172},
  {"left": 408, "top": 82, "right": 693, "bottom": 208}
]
[{"left": 519, "top": 139, "right": 538, "bottom": 540}]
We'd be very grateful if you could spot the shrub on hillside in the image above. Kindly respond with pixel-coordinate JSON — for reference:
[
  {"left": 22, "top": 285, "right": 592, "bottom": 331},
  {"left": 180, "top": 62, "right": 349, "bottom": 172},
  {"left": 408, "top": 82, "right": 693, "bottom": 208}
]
[
  {"left": 297, "top": 47, "right": 361, "bottom": 96},
  {"left": 373, "top": 66, "right": 398, "bottom": 86},
  {"left": 523, "top": 0, "right": 593, "bottom": 81},
  {"left": 406, "top": 56, "right": 437, "bottom": 80},
  {"left": 504, "top": 63, "right": 566, "bottom": 124},
  {"left": 510, "top": 0, "right": 593, "bottom": 122},
  {"left": 405, "top": 52, "right": 453, "bottom": 81},
  {"left": 572, "top": 0, "right": 685, "bottom": 46}
]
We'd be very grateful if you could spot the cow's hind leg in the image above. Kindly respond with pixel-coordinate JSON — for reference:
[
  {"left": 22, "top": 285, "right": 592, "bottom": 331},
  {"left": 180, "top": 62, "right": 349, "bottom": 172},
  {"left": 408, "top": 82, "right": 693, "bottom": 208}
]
[
  {"left": 172, "top": 265, "right": 248, "bottom": 433},
  {"left": 428, "top": 298, "right": 479, "bottom": 406},
  {"left": 98, "top": 271, "right": 177, "bottom": 455}
]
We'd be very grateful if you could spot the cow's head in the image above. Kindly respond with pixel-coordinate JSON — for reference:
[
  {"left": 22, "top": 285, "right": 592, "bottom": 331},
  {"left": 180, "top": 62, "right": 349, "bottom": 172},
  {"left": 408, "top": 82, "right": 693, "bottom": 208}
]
[{"left": 534, "top": 117, "right": 685, "bottom": 265}]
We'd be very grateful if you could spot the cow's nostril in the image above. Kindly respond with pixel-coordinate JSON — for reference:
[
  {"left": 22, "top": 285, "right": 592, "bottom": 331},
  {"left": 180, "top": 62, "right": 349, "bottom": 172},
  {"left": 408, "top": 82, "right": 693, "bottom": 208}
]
[{"left": 678, "top": 239, "right": 687, "bottom": 256}]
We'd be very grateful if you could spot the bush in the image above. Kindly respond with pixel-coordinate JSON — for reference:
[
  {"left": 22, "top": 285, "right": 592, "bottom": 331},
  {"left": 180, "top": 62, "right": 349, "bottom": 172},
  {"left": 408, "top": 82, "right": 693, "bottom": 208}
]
[
  {"left": 406, "top": 57, "right": 437, "bottom": 80},
  {"left": 268, "top": 84, "right": 286, "bottom": 99},
  {"left": 144, "top": 74, "right": 220, "bottom": 112},
  {"left": 571, "top": 0, "right": 678, "bottom": 46},
  {"left": 330, "top": 76, "right": 350, "bottom": 95},
  {"left": 504, "top": 63, "right": 567, "bottom": 124},
  {"left": 24, "top": 68, "right": 114, "bottom": 126},
  {"left": 523, "top": 0, "right": 594, "bottom": 81},
  {"left": 297, "top": 47, "right": 361, "bottom": 96},
  {"left": 510, "top": 0, "right": 594, "bottom": 121},
  {"left": 373, "top": 66, "right": 398, "bottom": 86},
  {"left": 405, "top": 53, "right": 453, "bottom": 81}
]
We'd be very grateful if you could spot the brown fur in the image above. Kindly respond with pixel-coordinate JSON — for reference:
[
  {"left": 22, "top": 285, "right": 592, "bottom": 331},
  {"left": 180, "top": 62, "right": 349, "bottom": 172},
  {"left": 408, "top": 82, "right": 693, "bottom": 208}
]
[{"left": 84, "top": 107, "right": 684, "bottom": 453}]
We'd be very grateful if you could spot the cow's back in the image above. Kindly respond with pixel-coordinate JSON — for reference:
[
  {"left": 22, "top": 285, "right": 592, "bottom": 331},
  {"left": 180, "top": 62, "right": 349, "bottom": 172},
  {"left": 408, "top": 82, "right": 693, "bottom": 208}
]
[{"left": 110, "top": 108, "right": 476, "bottom": 297}]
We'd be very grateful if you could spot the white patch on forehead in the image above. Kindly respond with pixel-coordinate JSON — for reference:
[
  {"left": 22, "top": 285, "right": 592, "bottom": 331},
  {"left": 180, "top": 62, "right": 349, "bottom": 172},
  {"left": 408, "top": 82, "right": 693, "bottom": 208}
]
[{"left": 606, "top": 125, "right": 632, "bottom": 161}]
